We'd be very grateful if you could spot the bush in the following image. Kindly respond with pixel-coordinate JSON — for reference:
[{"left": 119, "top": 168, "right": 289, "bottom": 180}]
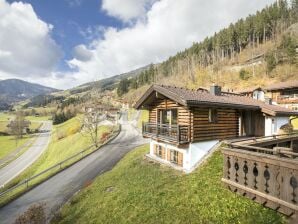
[
  {"left": 279, "top": 123, "right": 293, "bottom": 134},
  {"left": 14, "top": 203, "right": 46, "bottom": 224},
  {"left": 239, "top": 69, "right": 251, "bottom": 80},
  {"left": 67, "top": 123, "right": 81, "bottom": 136},
  {"left": 100, "top": 131, "right": 111, "bottom": 142},
  {"left": 56, "top": 130, "right": 67, "bottom": 141}
]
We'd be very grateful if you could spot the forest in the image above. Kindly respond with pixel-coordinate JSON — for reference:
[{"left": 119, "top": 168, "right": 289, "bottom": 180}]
[{"left": 117, "top": 0, "right": 298, "bottom": 96}]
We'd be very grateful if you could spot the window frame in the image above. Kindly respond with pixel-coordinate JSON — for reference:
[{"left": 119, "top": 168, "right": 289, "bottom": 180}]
[
  {"left": 156, "top": 145, "right": 163, "bottom": 158},
  {"left": 170, "top": 150, "right": 179, "bottom": 164},
  {"left": 208, "top": 108, "right": 218, "bottom": 123}
]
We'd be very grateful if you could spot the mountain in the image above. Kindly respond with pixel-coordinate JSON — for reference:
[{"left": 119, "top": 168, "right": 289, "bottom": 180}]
[
  {"left": 0, "top": 79, "right": 59, "bottom": 110},
  {"left": 68, "top": 64, "right": 153, "bottom": 95}
]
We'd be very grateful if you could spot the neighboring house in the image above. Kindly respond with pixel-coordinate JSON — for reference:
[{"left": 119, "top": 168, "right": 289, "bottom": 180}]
[
  {"left": 238, "top": 87, "right": 265, "bottom": 101},
  {"left": 134, "top": 84, "right": 298, "bottom": 172},
  {"left": 264, "top": 80, "right": 298, "bottom": 111}
]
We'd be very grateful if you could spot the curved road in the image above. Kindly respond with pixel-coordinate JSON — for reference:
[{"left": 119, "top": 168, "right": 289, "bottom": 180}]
[
  {"left": 0, "top": 112, "right": 148, "bottom": 224},
  {"left": 0, "top": 122, "right": 52, "bottom": 187}
]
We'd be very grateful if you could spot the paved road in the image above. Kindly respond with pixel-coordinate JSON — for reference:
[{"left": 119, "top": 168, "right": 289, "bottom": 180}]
[
  {"left": 0, "top": 112, "right": 148, "bottom": 224},
  {"left": 0, "top": 122, "right": 52, "bottom": 187}
]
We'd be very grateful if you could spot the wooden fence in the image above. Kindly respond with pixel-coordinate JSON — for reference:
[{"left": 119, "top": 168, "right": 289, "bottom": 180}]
[{"left": 222, "top": 134, "right": 298, "bottom": 217}]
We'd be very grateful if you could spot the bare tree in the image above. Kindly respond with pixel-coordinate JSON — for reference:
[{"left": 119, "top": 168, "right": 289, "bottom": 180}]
[
  {"left": 9, "top": 111, "right": 29, "bottom": 146},
  {"left": 80, "top": 106, "right": 106, "bottom": 147}
]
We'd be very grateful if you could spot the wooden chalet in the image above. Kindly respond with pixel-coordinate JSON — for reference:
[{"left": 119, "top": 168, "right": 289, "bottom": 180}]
[
  {"left": 264, "top": 80, "right": 298, "bottom": 111},
  {"left": 135, "top": 84, "right": 298, "bottom": 172}
]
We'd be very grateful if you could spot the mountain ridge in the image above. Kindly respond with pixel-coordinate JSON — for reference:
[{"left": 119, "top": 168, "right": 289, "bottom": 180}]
[{"left": 0, "top": 79, "right": 59, "bottom": 110}]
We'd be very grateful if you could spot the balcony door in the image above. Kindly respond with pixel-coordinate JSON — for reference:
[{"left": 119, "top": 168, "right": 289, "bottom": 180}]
[{"left": 159, "top": 109, "right": 177, "bottom": 126}]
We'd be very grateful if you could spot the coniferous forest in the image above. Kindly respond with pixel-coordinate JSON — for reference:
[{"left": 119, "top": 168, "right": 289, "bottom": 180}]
[{"left": 117, "top": 0, "right": 298, "bottom": 96}]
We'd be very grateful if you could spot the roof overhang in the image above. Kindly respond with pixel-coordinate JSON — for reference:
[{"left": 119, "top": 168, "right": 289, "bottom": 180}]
[
  {"left": 134, "top": 85, "right": 186, "bottom": 109},
  {"left": 186, "top": 100, "right": 259, "bottom": 110}
]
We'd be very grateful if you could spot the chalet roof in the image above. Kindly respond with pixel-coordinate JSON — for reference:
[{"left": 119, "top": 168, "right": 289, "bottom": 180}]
[
  {"left": 238, "top": 87, "right": 263, "bottom": 94},
  {"left": 264, "top": 80, "right": 298, "bottom": 91},
  {"left": 134, "top": 84, "right": 298, "bottom": 116}
]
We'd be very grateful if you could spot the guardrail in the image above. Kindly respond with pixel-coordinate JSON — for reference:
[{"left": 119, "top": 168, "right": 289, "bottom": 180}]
[
  {"left": 0, "top": 125, "right": 121, "bottom": 202},
  {"left": 222, "top": 133, "right": 298, "bottom": 217}
]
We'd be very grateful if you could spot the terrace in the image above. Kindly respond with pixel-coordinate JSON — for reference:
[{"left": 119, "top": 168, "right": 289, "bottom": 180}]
[
  {"left": 277, "top": 94, "right": 298, "bottom": 104},
  {"left": 222, "top": 134, "right": 298, "bottom": 217}
]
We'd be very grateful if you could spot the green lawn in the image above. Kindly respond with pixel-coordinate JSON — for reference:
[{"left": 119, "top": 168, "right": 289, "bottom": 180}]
[
  {"left": 0, "top": 121, "right": 9, "bottom": 132},
  {"left": 1, "top": 116, "right": 115, "bottom": 205},
  {"left": 127, "top": 108, "right": 136, "bottom": 121},
  {"left": 55, "top": 145, "right": 284, "bottom": 224},
  {"left": 0, "top": 113, "right": 13, "bottom": 121},
  {"left": 25, "top": 115, "right": 52, "bottom": 122},
  {"left": 30, "top": 122, "right": 42, "bottom": 131},
  {"left": 0, "top": 135, "right": 32, "bottom": 160},
  {"left": 137, "top": 110, "right": 149, "bottom": 129}
]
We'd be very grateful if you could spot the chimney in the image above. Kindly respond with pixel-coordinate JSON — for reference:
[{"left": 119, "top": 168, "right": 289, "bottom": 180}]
[
  {"left": 210, "top": 84, "right": 222, "bottom": 96},
  {"left": 265, "top": 97, "right": 272, "bottom": 105}
]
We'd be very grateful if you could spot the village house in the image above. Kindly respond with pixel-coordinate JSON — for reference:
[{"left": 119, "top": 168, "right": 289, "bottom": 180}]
[
  {"left": 134, "top": 84, "right": 298, "bottom": 172},
  {"left": 238, "top": 87, "right": 265, "bottom": 101},
  {"left": 264, "top": 80, "right": 298, "bottom": 111}
]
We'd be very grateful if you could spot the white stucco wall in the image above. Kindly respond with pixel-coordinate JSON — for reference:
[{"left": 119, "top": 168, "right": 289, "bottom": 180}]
[
  {"left": 265, "top": 116, "right": 289, "bottom": 136},
  {"left": 184, "top": 140, "right": 219, "bottom": 170},
  {"left": 149, "top": 139, "right": 219, "bottom": 172},
  {"left": 253, "top": 90, "right": 265, "bottom": 101}
]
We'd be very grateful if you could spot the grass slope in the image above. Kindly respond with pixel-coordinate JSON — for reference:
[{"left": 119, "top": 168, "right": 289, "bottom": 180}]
[
  {"left": 137, "top": 110, "right": 149, "bottom": 129},
  {"left": 0, "top": 136, "right": 32, "bottom": 160},
  {"left": 55, "top": 145, "right": 284, "bottom": 224},
  {"left": 0, "top": 116, "right": 114, "bottom": 206}
]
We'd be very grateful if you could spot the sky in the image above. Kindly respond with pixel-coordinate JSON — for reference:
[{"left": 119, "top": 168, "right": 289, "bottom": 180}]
[{"left": 0, "top": 0, "right": 276, "bottom": 90}]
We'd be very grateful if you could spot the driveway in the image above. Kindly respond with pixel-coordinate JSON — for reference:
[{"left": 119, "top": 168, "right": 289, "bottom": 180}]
[
  {"left": 0, "top": 112, "right": 148, "bottom": 224},
  {"left": 0, "top": 122, "right": 52, "bottom": 187}
]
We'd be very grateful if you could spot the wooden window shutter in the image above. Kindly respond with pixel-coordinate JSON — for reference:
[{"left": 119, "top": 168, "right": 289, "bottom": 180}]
[{"left": 178, "top": 152, "right": 183, "bottom": 167}]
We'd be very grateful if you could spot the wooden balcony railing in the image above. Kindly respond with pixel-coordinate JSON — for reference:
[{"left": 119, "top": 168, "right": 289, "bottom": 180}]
[
  {"left": 222, "top": 135, "right": 298, "bottom": 217},
  {"left": 142, "top": 122, "right": 190, "bottom": 144},
  {"left": 277, "top": 94, "right": 298, "bottom": 104}
]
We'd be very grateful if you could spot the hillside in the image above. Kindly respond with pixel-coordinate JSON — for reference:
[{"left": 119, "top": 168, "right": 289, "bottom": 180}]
[
  {"left": 116, "top": 1, "right": 298, "bottom": 103},
  {"left": 54, "top": 145, "right": 284, "bottom": 224},
  {"left": 0, "top": 79, "right": 59, "bottom": 110}
]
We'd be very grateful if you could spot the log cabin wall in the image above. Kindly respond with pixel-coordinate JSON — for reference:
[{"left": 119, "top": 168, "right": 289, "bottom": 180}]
[
  {"left": 148, "top": 97, "right": 191, "bottom": 126},
  {"left": 191, "top": 107, "right": 240, "bottom": 141}
]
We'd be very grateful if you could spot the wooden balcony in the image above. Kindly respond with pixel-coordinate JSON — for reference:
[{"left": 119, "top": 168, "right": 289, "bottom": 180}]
[
  {"left": 277, "top": 94, "right": 298, "bottom": 104},
  {"left": 222, "top": 135, "right": 298, "bottom": 217},
  {"left": 142, "top": 122, "right": 190, "bottom": 144}
]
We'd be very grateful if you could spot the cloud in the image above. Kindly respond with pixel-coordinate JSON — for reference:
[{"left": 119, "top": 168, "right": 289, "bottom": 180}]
[
  {"left": 73, "top": 45, "right": 93, "bottom": 62},
  {"left": 102, "top": 0, "right": 155, "bottom": 22},
  {"left": 0, "top": 0, "right": 61, "bottom": 79},
  {"left": 69, "top": 0, "right": 275, "bottom": 83}
]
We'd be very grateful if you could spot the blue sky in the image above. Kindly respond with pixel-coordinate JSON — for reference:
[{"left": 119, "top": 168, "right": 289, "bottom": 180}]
[
  {"left": 0, "top": 0, "right": 275, "bottom": 89},
  {"left": 7, "top": 0, "right": 123, "bottom": 71}
]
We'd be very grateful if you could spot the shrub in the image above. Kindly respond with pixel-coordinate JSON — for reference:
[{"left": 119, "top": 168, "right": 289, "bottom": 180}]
[
  {"left": 100, "top": 131, "right": 111, "bottom": 142},
  {"left": 279, "top": 123, "right": 293, "bottom": 134},
  {"left": 239, "top": 69, "right": 251, "bottom": 80},
  {"left": 56, "top": 130, "right": 67, "bottom": 141},
  {"left": 67, "top": 123, "right": 81, "bottom": 136},
  {"left": 14, "top": 203, "right": 46, "bottom": 224}
]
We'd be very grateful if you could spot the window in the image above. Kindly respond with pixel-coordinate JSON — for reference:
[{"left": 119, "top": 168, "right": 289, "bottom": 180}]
[
  {"left": 160, "top": 109, "right": 178, "bottom": 125},
  {"left": 170, "top": 150, "right": 179, "bottom": 164},
  {"left": 157, "top": 145, "right": 163, "bottom": 158},
  {"left": 208, "top": 109, "right": 218, "bottom": 123}
]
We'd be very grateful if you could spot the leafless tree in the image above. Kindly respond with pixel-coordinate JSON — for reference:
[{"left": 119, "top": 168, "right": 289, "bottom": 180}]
[
  {"left": 80, "top": 106, "right": 106, "bottom": 147},
  {"left": 9, "top": 111, "right": 29, "bottom": 146}
]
